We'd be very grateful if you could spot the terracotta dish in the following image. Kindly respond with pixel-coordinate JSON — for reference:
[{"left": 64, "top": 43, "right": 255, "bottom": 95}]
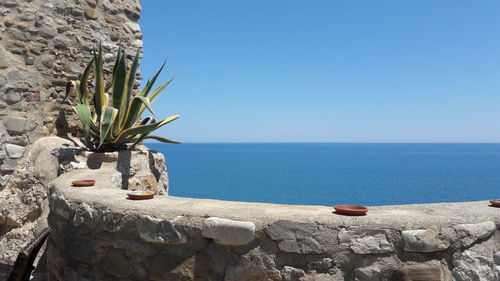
[
  {"left": 333, "top": 205, "right": 368, "bottom": 216},
  {"left": 127, "top": 191, "right": 155, "bottom": 200},
  {"left": 489, "top": 199, "right": 500, "bottom": 207},
  {"left": 71, "top": 180, "right": 96, "bottom": 187}
]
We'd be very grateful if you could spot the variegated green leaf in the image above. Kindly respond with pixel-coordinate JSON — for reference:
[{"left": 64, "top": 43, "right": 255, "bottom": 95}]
[
  {"left": 93, "top": 46, "right": 105, "bottom": 116},
  {"left": 111, "top": 51, "right": 127, "bottom": 110},
  {"left": 79, "top": 57, "right": 94, "bottom": 105},
  {"left": 113, "top": 114, "right": 180, "bottom": 145},
  {"left": 73, "top": 104, "right": 92, "bottom": 133},
  {"left": 99, "top": 106, "right": 119, "bottom": 146},
  {"left": 139, "top": 61, "right": 165, "bottom": 97},
  {"left": 144, "top": 135, "right": 180, "bottom": 144}
]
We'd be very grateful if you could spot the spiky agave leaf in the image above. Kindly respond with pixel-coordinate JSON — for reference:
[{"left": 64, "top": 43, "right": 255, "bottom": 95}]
[
  {"left": 113, "top": 114, "right": 180, "bottom": 145},
  {"left": 73, "top": 104, "right": 92, "bottom": 134},
  {"left": 99, "top": 106, "right": 119, "bottom": 147},
  {"left": 69, "top": 44, "right": 180, "bottom": 151}
]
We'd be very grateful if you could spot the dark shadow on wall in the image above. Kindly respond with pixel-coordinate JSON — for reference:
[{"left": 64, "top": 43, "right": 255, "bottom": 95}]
[{"left": 117, "top": 151, "right": 131, "bottom": 190}]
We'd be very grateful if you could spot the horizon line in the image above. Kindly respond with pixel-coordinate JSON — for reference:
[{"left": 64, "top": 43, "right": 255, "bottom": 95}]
[{"left": 144, "top": 141, "right": 500, "bottom": 144}]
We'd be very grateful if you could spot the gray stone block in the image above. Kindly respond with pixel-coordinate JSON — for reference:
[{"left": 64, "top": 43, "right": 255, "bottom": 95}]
[
  {"left": 338, "top": 228, "right": 393, "bottom": 254},
  {"left": 494, "top": 253, "right": 500, "bottom": 266},
  {"left": 0, "top": 158, "right": 18, "bottom": 172},
  {"left": 402, "top": 229, "right": 449, "bottom": 252},
  {"left": 136, "top": 215, "right": 186, "bottom": 245},
  {"left": 265, "top": 220, "right": 323, "bottom": 254},
  {"left": 4, "top": 116, "right": 26, "bottom": 135},
  {"left": 6, "top": 135, "right": 28, "bottom": 146},
  {"left": 202, "top": 217, "right": 255, "bottom": 246},
  {"left": 454, "top": 221, "right": 496, "bottom": 247},
  {"left": 5, "top": 143, "right": 25, "bottom": 158},
  {"left": 452, "top": 250, "right": 500, "bottom": 281},
  {"left": 355, "top": 263, "right": 381, "bottom": 281}
]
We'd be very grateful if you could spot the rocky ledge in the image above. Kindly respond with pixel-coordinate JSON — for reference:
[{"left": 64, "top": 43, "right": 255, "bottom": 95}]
[{"left": 47, "top": 169, "right": 500, "bottom": 281}]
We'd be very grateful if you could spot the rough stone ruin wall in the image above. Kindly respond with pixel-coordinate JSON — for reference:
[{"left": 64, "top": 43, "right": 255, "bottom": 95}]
[{"left": 0, "top": 0, "right": 143, "bottom": 260}]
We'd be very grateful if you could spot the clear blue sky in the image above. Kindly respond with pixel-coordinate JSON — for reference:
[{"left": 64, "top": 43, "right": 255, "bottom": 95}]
[{"left": 139, "top": 0, "right": 500, "bottom": 143}]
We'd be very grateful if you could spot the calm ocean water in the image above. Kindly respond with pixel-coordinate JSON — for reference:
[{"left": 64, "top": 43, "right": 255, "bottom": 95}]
[{"left": 146, "top": 143, "right": 500, "bottom": 206}]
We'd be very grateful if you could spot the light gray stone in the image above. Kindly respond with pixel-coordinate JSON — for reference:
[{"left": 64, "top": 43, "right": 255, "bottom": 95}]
[
  {"left": 7, "top": 70, "right": 23, "bottom": 81},
  {"left": 9, "top": 28, "right": 30, "bottom": 41},
  {"left": 355, "top": 263, "right": 381, "bottom": 281},
  {"left": 494, "top": 253, "right": 500, "bottom": 266},
  {"left": 301, "top": 272, "right": 344, "bottom": 281},
  {"left": 1, "top": 90, "right": 21, "bottom": 105},
  {"left": 6, "top": 135, "right": 28, "bottom": 146},
  {"left": 124, "top": 21, "right": 140, "bottom": 34},
  {"left": 53, "top": 36, "right": 70, "bottom": 49},
  {"left": 72, "top": 203, "right": 94, "bottom": 228},
  {"left": 202, "top": 217, "right": 255, "bottom": 246},
  {"left": 225, "top": 248, "right": 281, "bottom": 281},
  {"left": 402, "top": 229, "right": 449, "bottom": 252},
  {"left": 0, "top": 150, "right": 5, "bottom": 160},
  {"left": 52, "top": 195, "right": 71, "bottom": 220},
  {"left": 0, "top": 74, "right": 6, "bottom": 88},
  {"left": 136, "top": 215, "right": 186, "bottom": 245},
  {"left": 20, "top": 11, "right": 35, "bottom": 21},
  {"left": 281, "top": 266, "right": 305, "bottom": 281},
  {"left": 454, "top": 221, "right": 496, "bottom": 247},
  {"left": 3, "top": 0, "right": 18, "bottom": 8},
  {"left": 39, "top": 24, "right": 57, "bottom": 39},
  {"left": 4, "top": 116, "right": 26, "bottom": 135},
  {"left": 338, "top": 228, "right": 393, "bottom": 254},
  {"left": 5, "top": 143, "right": 25, "bottom": 159},
  {"left": 0, "top": 158, "right": 18, "bottom": 172},
  {"left": 452, "top": 250, "right": 500, "bottom": 281},
  {"left": 40, "top": 56, "right": 54, "bottom": 68},
  {"left": 265, "top": 220, "right": 323, "bottom": 254}
]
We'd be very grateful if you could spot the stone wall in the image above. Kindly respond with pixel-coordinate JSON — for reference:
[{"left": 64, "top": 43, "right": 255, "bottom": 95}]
[
  {"left": 0, "top": 0, "right": 143, "bottom": 261},
  {"left": 47, "top": 169, "right": 500, "bottom": 281},
  {"left": 0, "top": 0, "right": 143, "bottom": 180}
]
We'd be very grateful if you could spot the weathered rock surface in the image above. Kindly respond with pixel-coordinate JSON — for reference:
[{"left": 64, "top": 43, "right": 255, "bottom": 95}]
[
  {"left": 136, "top": 215, "right": 186, "bottom": 245},
  {"left": 57, "top": 144, "right": 169, "bottom": 194},
  {"left": 202, "top": 217, "right": 255, "bottom": 246},
  {"left": 452, "top": 250, "right": 500, "bottom": 281},
  {"left": 0, "top": 134, "right": 169, "bottom": 262},
  {"left": 225, "top": 248, "right": 281, "bottom": 281},
  {"left": 3, "top": 116, "right": 26, "bottom": 135},
  {"left": 338, "top": 228, "right": 393, "bottom": 254},
  {"left": 0, "top": 0, "right": 144, "bottom": 262},
  {"left": 45, "top": 170, "right": 500, "bottom": 281},
  {"left": 402, "top": 229, "right": 449, "bottom": 252},
  {"left": 4, "top": 143, "right": 25, "bottom": 158},
  {"left": 265, "top": 220, "right": 324, "bottom": 254},
  {"left": 453, "top": 221, "right": 497, "bottom": 247},
  {"left": 355, "top": 263, "right": 381, "bottom": 281}
]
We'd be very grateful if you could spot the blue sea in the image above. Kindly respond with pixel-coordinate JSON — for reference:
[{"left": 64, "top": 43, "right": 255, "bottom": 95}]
[{"left": 146, "top": 143, "right": 500, "bottom": 206}]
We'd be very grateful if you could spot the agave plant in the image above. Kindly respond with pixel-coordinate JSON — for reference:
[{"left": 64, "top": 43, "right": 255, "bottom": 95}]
[{"left": 66, "top": 46, "right": 180, "bottom": 151}]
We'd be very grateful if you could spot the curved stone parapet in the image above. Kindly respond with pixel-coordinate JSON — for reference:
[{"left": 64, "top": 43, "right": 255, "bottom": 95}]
[{"left": 47, "top": 169, "right": 500, "bottom": 281}]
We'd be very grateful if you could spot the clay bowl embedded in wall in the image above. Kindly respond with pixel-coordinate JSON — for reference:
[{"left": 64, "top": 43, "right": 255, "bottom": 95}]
[
  {"left": 489, "top": 199, "right": 500, "bottom": 207},
  {"left": 127, "top": 191, "right": 155, "bottom": 200},
  {"left": 333, "top": 205, "right": 368, "bottom": 216},
  {"left": 71, "top": 180, "right": 96, "bottom": 187}
]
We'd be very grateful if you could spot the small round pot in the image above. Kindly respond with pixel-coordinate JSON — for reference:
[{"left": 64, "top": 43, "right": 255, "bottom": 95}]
[
  {"left": 333, "top": 205, "right": 368, "bottom": 216},
  {"left": 127, "top": 191, "right": 155, "bottom": 200},
  {"left": 72, "top": 180, "right": 96, "bottom": 187},
  {"left": 489, "top": 199, "right": 500, "bottom": 207}
]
